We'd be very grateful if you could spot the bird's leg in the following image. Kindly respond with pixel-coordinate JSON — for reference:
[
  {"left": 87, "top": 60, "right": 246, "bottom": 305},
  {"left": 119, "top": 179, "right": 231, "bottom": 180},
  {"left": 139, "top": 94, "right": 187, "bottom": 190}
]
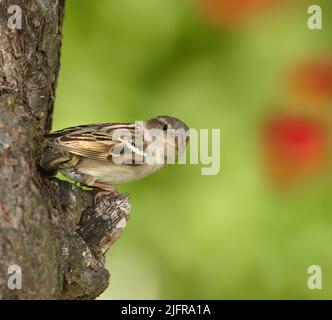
[
  {"left": 91, "top": 182, "right": 119, "bottom": 195},
  {"left": 92, "top": 183, "right": 120, "bottom": 204},
  {"left": 80, "top": 175, "right": 119, "bottom": 203},
  {"left": 79, "top": 175, "right": 96, "bottom": 189}
]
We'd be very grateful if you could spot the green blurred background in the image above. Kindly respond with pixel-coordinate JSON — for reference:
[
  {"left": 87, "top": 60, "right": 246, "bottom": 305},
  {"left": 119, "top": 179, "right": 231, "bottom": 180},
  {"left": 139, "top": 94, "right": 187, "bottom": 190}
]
[{"left": 53, "top": 0, "right": 332, "bottom": 299}]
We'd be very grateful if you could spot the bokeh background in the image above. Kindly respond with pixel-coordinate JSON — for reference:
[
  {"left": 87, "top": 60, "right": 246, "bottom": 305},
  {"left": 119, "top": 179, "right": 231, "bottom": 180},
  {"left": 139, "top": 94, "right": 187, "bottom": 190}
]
[{"left": 54, "top": 0, "right": 332, "bottom": 299}]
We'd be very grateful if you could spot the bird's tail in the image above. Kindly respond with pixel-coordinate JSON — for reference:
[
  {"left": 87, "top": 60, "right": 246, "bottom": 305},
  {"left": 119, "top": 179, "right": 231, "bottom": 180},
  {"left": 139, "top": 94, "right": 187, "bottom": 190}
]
[{"left": 38, "top": 146, "right": 71, "bottom": 177}]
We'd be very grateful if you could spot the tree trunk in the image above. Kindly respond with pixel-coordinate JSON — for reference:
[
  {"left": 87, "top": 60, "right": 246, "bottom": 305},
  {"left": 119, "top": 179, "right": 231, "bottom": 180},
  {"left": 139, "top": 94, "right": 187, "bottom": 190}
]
[{"left": 0, "top": 0, "right": 130, "bottom": 299}]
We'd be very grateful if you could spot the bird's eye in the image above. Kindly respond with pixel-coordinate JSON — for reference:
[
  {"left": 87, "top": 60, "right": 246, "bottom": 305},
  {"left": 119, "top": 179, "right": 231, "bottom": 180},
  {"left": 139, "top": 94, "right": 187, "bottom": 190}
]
[{"left": 162, "top": 124, "right": 168, "bottom": 131}]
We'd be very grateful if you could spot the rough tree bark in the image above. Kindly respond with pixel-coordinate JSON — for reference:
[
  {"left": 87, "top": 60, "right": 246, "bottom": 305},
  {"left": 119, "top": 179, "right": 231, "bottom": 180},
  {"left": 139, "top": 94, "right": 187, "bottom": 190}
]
[{"left": 0, "top": 0, "right": 130, "bottom": 299}]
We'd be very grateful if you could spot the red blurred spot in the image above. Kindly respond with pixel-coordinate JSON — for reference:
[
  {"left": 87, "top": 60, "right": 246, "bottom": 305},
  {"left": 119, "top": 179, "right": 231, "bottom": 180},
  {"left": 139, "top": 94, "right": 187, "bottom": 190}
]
[
  {"left": 197, "top": 0, "right": 281, "bottom": 27},
  {"left": 288, "top": 57, "right": 332, "bottom": 104},
  {"left": 263, "top": 114, "right": 328, "bottom": 187}
]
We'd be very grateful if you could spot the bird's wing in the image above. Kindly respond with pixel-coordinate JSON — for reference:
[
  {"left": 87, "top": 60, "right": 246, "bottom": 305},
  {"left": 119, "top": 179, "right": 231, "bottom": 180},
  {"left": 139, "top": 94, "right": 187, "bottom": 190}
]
[{"left": 46, "top": 123, "right": 146, "bottom": 163}]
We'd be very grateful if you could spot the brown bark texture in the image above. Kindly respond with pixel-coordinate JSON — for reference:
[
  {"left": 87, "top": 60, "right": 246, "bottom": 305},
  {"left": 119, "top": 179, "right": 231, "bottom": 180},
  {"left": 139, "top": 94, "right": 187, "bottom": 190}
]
[{"left": 0, "top": 0, "right": 130, "bottom": 299}]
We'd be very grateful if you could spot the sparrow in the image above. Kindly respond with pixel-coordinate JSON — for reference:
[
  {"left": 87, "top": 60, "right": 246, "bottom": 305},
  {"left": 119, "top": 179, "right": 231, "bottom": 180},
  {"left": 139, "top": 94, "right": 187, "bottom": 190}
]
[{"left": 39, "top": 116, "right": 189, "bottom": 194}]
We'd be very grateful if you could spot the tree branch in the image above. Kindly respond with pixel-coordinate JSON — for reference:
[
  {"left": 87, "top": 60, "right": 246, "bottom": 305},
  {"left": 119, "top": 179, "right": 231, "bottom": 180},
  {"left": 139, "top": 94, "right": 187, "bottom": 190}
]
[{"left": 0, "top": 0, "right": 130, "bottom": 299}]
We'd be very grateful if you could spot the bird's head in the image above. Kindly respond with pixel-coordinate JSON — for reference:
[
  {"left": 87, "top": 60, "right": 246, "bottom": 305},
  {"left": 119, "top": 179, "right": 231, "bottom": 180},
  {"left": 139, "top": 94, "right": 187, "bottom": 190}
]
[{"left": 145, "top": 115, "right": 190, "bottom": 162}]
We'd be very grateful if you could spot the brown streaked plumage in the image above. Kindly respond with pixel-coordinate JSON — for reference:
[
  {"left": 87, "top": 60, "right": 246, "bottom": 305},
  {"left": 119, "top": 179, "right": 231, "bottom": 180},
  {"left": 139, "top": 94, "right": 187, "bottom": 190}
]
[{"left": 39, "top": 116, "right": 189, "bottom": 193}]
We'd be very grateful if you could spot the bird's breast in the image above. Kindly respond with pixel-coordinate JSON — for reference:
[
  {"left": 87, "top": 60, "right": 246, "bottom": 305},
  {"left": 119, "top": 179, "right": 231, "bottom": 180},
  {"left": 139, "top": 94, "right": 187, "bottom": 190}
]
[{"left": 75, "top": 159, "right": 165, "bottom": 184}]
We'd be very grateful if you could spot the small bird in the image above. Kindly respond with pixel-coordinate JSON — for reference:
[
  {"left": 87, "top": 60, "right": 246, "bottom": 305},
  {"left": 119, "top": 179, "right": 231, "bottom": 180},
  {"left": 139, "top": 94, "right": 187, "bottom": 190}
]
[{"left": 39, "top": 116, "right": 189, "bottom": 194}]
